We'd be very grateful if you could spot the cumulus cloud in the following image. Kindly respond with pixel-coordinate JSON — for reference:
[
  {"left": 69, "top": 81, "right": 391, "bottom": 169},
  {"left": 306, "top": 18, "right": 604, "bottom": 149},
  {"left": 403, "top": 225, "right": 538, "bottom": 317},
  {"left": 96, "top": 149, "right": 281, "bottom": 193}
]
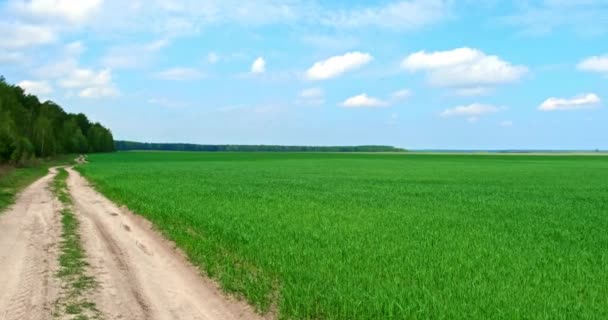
[
  {"left": 539, "top": 93, "right": 601, "bottom": 111},
  {"left": 18, "top": 80, "right": 53, "bottom": 96},
  {"left": 59, "top": 68, "right": 119, "bottom": 98},
  {"left": 323, "top": 0, "right": 448, "bottom": 30},
  {"left": 251, "top": 57, "right": 266, "bottom": 73},
  {"left": 0, "top": 23, "right": 56, "bottom": 48},
  {"left": 341, "top": 94, "right": 388, "bottom": 108},
  {"left": 154, "top": 67, "right": 204, "bottom": 81},
  {"left": 402, "top": 47, "right": 480, "bottom": 70},
  {"left": 440, "top": 103, "right": 503, "bottom": 122},
  {"left": 306, "top": 52, "right": 372, "bottom": 80},
  {"left": 401, "top": 47, "right": 527, "bottom": 89},
  {"left": 577, "top": 55, "right": 608, "bottom": 73},
  {"left": 11, "top": 0, "right": 103, "bottom": 24}
]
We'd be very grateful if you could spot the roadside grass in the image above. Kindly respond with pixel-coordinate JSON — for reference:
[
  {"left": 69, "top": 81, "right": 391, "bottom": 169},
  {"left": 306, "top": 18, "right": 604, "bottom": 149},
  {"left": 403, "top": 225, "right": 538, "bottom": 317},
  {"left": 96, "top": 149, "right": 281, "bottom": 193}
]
[
  {"left": 78, "top": 152, "right": 608, "bottom": 319},
  {"left": 52, "top": 168, "right": 101, "bottom": 320},
  {"left": 0, "top": 155, "right": 76, "bottom": 213}
]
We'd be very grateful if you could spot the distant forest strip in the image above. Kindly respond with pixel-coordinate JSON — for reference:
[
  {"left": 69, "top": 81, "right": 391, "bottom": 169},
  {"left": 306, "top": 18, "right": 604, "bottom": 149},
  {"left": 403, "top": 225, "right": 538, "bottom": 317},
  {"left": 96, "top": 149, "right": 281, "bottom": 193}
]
[
  {"left": 115, "top": 141, "right": 406, "bottom": 153},
  {"left": 0, "top": 76, "right": 114, "bottom": 165}
]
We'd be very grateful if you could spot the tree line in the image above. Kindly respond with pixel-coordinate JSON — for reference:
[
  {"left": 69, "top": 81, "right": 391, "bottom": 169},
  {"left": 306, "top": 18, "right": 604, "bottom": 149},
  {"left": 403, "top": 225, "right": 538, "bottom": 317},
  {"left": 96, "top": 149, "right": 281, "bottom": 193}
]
[
  {"left": 0, "top": 76, "right": 114, "bottom": 165},
  {"left": 115, "top": 141, "right": 406, "bottom": 153}
]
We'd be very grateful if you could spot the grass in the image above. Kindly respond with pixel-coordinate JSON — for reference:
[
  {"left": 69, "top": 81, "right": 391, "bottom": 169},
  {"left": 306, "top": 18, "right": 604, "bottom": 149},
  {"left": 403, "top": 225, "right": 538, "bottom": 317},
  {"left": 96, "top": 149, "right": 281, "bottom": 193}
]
[
  {"left": 52, "top": 168, "right": 100, "bottom": 320},
  {"left": 0, "top": 155, "right": 76, "bottom": 213},
  {"left": 77, "top": 152, "right": 608, "bottom": 319}
]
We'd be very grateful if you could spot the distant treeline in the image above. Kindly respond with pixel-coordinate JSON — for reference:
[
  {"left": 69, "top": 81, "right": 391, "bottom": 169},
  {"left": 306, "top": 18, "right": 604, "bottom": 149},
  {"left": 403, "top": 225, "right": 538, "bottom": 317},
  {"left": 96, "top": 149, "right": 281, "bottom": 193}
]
[
  {"left": 115, "top": 141, "right": 406, "bottom": 153},
  {"left": 0, "top": 76, "right": 114, "bottom": 165}
]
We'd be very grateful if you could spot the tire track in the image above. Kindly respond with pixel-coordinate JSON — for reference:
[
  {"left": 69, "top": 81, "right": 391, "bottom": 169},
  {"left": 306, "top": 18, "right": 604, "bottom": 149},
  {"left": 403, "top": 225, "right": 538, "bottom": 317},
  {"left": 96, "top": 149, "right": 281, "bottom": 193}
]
[{"left": 66, "top": 167, "right": 266, "bottom": 320}]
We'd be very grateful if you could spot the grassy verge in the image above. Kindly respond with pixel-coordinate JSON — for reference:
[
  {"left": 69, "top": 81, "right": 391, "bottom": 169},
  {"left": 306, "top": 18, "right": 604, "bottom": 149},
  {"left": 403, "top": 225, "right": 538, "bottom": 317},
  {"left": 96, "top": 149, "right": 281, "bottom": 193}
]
[
  {"left": 52, "top": 168, "right": 101, "bottom": 320},
  {"left": 0, "top": 155, "right": 76, "bottom": 213}
]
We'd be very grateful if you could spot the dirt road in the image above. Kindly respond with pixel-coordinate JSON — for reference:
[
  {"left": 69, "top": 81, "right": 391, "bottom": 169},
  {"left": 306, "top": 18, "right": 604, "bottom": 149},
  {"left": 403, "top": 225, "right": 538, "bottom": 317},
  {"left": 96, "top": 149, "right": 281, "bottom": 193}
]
[
  {"left": 0, "top": 167, "right": 263, "bottom": 320},
  {"left": 0, "top": 168, "right": 61, "bottom": 320}
]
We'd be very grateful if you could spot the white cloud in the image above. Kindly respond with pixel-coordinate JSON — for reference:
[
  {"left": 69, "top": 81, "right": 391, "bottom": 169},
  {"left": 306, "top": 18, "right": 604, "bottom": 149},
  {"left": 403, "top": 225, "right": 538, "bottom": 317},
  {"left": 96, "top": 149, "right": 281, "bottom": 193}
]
[
  {"left": 440, "top": 103, "right": 503, "bottom": 122},
  {"left": 341, "top": 94, "right": 388, "bottom": 108},
  {"left": 578, "top": 55, "right": 608, "bottom": 73},
  {"left": 306, "top": 52, "right": 372, "bottom": 80},
  {"left": 4, "top": 1, "right": 447, "bottom": 44},
  {"left": 323, "top": 0, "right": 449, "bottom": 30},
  {"left": 391, "top": 89, "right": 411, "bottom": 100},
  {"left": 11, "top": 0, "right": 103, "bottom": 24},
  {"left": 18, "top": 80, "right": 53, "bottom": 96},
  {"left": 64, "top": 0, "right": 301, "bottom": 38},
  {"left": 402, "top": 47, "right": 481, "bottom": 70},
  {"left": 58, "top": 68, "right": 119, "bottom": 98},
  {"left": 251, "top": 57, "right": 266, "bottom": 73},
  {"left": 59, "top": 68, "right": 111, "bottom": 88},
  {"left": 0, "top": 23, "right": 56, "bottom": 48},
  {"left": 154, "top": 67, "right": 204, "bottom": 81},
  {"left": 207, "top": 52, "right": 219, "bottom": 64},
  {"left": 401, "top": 47, "right": 527, "bottom": 89},
  {"left": 539, "top": 93, "right": 601, "bottom": 111}
]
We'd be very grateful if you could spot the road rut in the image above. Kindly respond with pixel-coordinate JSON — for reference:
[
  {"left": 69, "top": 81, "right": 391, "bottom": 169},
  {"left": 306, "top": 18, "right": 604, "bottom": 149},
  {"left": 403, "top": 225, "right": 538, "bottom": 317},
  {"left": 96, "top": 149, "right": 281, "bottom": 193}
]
[{"left": 65, "top": 167, "right": 263, "bottom": 320}]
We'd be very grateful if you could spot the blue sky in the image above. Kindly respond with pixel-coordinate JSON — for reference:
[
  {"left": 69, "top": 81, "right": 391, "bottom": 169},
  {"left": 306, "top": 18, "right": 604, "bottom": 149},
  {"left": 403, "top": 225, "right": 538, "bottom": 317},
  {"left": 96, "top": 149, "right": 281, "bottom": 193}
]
[{"left": 1, "top": 0, "right": 607, "bottom": 149}]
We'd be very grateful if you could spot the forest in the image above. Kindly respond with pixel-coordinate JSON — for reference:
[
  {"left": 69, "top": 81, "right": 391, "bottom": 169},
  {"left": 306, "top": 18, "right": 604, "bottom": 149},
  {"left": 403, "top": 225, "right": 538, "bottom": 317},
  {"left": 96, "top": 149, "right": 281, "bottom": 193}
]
[
  {"left": 0, "top": 76, "right": 114, "bottom": 165},
  {"left": 115, "top": 141, "right": 406, "bottom": 152}
]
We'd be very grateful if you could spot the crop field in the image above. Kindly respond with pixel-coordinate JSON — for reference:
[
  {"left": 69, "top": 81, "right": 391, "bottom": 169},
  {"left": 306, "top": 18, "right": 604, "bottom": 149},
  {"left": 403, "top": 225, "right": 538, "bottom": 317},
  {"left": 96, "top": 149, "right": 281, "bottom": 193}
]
[{"left": 77, "top": 152, "right": 608, "bottom": 319}]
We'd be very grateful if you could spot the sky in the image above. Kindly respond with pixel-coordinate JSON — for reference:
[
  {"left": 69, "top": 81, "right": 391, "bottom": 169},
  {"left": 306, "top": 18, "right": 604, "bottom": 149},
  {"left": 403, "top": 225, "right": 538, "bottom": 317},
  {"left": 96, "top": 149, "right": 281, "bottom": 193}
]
[{"left": 1, "top": 0, "right": 607, "bottom": 150}]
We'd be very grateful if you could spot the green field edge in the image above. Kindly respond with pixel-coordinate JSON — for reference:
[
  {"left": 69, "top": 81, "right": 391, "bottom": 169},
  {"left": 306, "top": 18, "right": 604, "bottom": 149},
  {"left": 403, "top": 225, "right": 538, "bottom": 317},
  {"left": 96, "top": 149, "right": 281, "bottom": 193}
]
[
  {"left": 52, "top": 167, "right": 102, "bottom": 320},
  {"left": 74, "top": 164, "right": 278, "bottom": 317}
]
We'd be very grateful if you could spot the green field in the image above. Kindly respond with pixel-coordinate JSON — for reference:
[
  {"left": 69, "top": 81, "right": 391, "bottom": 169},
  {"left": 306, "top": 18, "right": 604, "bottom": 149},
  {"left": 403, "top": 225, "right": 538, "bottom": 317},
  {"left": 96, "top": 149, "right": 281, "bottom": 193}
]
[{"left": 78, "top": 152, "right": 608, "bottom": 319}]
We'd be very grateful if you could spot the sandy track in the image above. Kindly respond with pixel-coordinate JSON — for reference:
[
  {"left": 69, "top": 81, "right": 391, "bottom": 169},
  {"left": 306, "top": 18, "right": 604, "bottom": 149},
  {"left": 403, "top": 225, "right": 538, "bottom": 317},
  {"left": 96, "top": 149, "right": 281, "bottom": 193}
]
[
  {"left": 65, "top": 167, "right": 264, "bottom": 320},
  {"left": 0, "top": 168, "right": 61, "bottom": 320}
]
